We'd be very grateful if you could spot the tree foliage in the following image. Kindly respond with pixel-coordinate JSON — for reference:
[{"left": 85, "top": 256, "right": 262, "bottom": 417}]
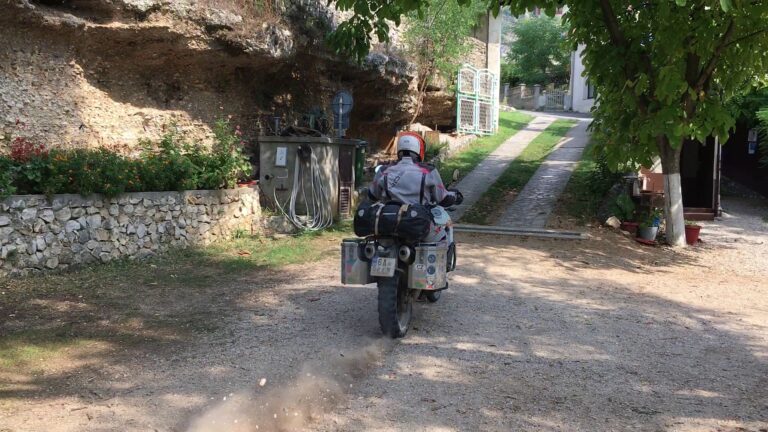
[
  {"left": 503, "top": 16, "right": 570, "bottom": 86},
  {"left": 328, "top": 0, "right": 768, "bottom": 245},
  {"left": 566, "top": 1, "right": 768, "bottom": 172},
  {"left": 728, "top": 88, "right": 768, "bottom": 165},
  {"left": 758, "top": 106, "right": 768, "bottom": 166},
  {"left": 403, "top": 1, "right": 486, "bottom": 84},
  {"left": 402, "top": 0, "right": 487, "bottom": 123}
]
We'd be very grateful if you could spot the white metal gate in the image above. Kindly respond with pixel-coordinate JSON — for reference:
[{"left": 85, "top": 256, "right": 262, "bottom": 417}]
[
  {"left": 544, "top": 89, "right": 567, "bottom": 111},
  {"left": 457, "top": 64, "right": 498, "bottom": 136}
]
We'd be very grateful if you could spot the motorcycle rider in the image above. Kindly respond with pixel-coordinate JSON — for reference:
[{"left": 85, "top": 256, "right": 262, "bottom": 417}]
[{"left": 368, "top": 132, "right": 463, "bottom": 244}]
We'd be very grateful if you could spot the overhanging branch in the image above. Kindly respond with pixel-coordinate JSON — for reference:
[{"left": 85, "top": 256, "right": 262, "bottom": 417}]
[
  {"left": 724, "top": 26, "right": 768, "bottom": 48},
  {"left": 597, "top": 0, "right": 651, "bottom": 113},
  {"left": 695, "top": 19, "right": 735, "bottom": 91},
  {"left": 598, "top": 0, "right": 627, "bottom": 46}
]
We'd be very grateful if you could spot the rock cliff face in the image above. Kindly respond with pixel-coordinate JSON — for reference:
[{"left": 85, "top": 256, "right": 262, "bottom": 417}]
[{"left": 0, "top": 0, "right": 415, "bottom": 151}]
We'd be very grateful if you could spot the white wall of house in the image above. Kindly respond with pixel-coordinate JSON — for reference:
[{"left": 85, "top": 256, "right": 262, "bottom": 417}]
[
  {"left": 472, "top": 12, "right": 503, "bottom": 80},
  {"left": 569, "top": 44, "right": 595, "bottom": 113},
  {"left": 487, "top": 13, "right": 502, "bottom": 84}
]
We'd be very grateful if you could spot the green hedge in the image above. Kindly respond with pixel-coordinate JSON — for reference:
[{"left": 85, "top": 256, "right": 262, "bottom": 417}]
[{"left": 0, "top": 120, "right": 251, "bottom": 198}]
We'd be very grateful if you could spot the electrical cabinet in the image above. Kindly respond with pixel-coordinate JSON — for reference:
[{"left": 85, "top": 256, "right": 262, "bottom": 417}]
[{"left": 258, "top": 136, "right": 367, "bottom": 220}]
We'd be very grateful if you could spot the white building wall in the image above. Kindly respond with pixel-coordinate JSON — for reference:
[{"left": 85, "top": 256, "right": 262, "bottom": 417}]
[
  {"left": 487, "top": 13, "right": 502, "bottom": 84},
  {"left": 569, "top": 44, "right": 595, "bottom": 113}
]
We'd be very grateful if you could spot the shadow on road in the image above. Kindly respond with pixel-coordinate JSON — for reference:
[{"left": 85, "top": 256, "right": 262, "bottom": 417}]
[
  {"left": 323, "top": 197, "right": 768, "bottom": 431},
  {"left": 2, "top": 198, "right": 767, "bottom": 431}
]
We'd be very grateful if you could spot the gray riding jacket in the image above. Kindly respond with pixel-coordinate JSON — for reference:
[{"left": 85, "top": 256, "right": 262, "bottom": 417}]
[{"left": 368, "top": 157, "right": 456, "bottom": 207}]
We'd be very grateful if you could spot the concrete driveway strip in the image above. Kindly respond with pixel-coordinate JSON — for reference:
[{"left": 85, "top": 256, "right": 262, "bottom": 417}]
[
  {"left": 498, "top": 119, "right": 590, "bottom": 228},
  {"left": 451, "top": 116, "right": 555, "bottom": 221}
]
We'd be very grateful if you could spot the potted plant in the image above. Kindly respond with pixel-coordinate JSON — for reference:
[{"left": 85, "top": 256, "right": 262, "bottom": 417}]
[
  {"left": 637, "top": 208, "right": 662, "bottom": 241},
  {"left": 684, "top": 220, "right": 702, "bottom": 245},
  {"left": 614, "top": 193, "right": 639, "bottom": 233}
]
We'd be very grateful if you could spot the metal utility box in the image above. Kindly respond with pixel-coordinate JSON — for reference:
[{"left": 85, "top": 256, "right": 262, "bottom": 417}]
[{"left": 258, "top": 136, "right": 366, "bottom": 219}]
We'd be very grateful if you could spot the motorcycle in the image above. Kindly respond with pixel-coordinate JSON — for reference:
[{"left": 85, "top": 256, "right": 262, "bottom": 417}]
[{"left": 340, "top": 205, "right": 457, "bottom": 338}]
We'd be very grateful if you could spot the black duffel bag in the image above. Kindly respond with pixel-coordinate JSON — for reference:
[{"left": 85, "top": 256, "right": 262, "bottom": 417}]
[{"left": 354, "top": 201, "right": 433, "bottom": 241}]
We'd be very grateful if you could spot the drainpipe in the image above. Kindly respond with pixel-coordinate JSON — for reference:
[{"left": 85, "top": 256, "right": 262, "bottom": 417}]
[{"left": 569, "top": 50, "right": 576, "bottom": 111}]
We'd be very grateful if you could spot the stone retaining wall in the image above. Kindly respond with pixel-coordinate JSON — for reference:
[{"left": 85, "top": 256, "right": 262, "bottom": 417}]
[{"left": 0, "top": 188, "right": 261, "bottom": 277}]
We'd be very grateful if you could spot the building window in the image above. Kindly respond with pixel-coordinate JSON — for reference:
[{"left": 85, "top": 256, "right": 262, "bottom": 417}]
[
  {"left": 586, "top": 81, "right": 596, "bottom": 100},
  {"left": 532, "top": 7, "right": 541, "bottom": 16},
  {"left": 556, "top": 7, "right": 564, "bottom": 15}
]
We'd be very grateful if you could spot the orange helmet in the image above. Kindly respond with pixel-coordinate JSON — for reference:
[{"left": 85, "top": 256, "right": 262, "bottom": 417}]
[{"left": 396, "top": 132, "right": 426, "bottom": 162}]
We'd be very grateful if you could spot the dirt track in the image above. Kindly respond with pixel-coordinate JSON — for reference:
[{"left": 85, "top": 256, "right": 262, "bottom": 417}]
[{"left": 2, "top": 197, "right": 768, "bottom": 431}]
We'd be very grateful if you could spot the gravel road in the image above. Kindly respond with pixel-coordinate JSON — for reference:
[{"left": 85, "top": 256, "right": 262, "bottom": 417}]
[{"left": 3, "top": 196, "right": 767, "bottom": 432}]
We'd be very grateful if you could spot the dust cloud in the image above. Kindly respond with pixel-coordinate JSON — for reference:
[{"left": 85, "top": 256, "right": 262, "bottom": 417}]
[{"left": 186, "top": 340, "right": 390, "bottom": 432}]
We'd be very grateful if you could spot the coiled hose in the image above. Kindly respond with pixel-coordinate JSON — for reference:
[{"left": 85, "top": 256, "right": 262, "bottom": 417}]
[{"left": 274, "top": 147, "right": 334, "bottom": 231}]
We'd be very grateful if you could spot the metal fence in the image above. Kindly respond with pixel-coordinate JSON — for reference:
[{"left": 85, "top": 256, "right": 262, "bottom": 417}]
[
  {"left": 456, "top": 64, "right": 499, "bottom": 136},
  {"left": 504, "top": 85, "right": 569, "bottom": 111}
]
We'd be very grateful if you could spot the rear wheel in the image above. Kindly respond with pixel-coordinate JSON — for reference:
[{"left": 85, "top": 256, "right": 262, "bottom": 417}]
[
  {"left": 377, "top": 272, "right": 412, "bottom": 338},
  {"left": 425, "top": 290, "right": 441, "bottom": 303}
]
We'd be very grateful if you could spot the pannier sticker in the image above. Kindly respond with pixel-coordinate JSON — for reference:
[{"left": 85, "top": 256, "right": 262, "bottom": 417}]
[
  {"left": 410, "top": 210, "right": 417, "bottom": 217},
  {"left": 415, "top": 264, "right": 425, "bottom": 271}
]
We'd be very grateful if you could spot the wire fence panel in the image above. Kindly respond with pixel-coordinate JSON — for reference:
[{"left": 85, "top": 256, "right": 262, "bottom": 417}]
[
  {"left": 459, "top": 68, "right": 477, "bottom": 94},
  {"left": 478, "top": 71, "right": 495, "bottom": 99},
  {"left": 456, "top": 64, "right": 498, "bottom": 136},
  {"left": 478, "top": 101, "right": 495, "bottom": 135},
  {"left": 458, "top": 97, "right": 477, "bottom": 134}
]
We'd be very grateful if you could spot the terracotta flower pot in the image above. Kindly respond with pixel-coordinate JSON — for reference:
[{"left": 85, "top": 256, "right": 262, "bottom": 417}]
[
  {"left": 237, "top": 180, "right": 257, "bottom": 188},
  {"left": 620, "top": 221, "right": 639, "bottom": 234},
  {"left": 685, "top": 224, "right": 701, "bottom": 245}
]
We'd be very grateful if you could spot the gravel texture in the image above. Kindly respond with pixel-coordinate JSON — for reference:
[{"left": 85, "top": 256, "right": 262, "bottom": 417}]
[{"left": 2, "top": 197, "right": 767, "bottom": 432}]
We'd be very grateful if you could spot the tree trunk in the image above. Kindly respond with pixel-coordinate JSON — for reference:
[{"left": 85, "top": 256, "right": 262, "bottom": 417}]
[
  {"left": 657, "top": 136, "right": 686, "bottom": 247},
  {"left": 409, "top": 64, "right": 433, "bottom": 126},
  {"left": 409, "top": 76, "right": 427, "bottom": 125}
]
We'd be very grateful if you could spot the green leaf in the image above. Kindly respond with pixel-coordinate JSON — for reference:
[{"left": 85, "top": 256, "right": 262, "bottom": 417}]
[
  {"left": 635, "top": 74, "right": 649, "bottom": 95},
  {"left": 720, "top": 0, "right": 733, "bottom": 11},
  {"left": 490, "top": 1, "right": 501, "bottom": 17},
  {"left": 353, "top": 1, "right": 370, "bottom": 16},
  {"left": 675, "top": 0, "right": 686, "bottom": 5}
]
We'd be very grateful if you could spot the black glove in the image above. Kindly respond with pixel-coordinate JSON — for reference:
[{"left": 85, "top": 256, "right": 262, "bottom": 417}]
[{"left": 449, "top": 189, "right": 463, "bottom": 206}]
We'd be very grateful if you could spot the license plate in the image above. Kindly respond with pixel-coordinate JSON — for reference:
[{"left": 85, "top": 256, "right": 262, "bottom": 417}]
[{"left": 370, "top": 257, "right": 397, "bottom": 277}]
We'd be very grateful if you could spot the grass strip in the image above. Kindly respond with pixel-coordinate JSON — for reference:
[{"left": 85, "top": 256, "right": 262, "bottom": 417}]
[
  {"left": 462, "top": 119, "right": 577, "bottom": 224},
  {"left": 552, "top": 140, "right": 622, "bottom": 224},
  {"left": 437, "top": 111, "right": 534, "bottom": 183}
]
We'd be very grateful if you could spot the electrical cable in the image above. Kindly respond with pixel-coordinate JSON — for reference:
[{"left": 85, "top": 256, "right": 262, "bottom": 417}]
[{"left": 273, "top": 147, "right": 334, "bottom": 231}]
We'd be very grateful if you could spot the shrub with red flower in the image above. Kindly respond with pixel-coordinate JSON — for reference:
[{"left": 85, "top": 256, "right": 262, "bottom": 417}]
[
  {"left": 0, "top": 117, "right": 250, "bottom": 198},
  {"left": 7, "top": 120, "right": 48, "bottom": 162},
  {"left": 10, "top": 137, "right": 48, "bottom": 163}
]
